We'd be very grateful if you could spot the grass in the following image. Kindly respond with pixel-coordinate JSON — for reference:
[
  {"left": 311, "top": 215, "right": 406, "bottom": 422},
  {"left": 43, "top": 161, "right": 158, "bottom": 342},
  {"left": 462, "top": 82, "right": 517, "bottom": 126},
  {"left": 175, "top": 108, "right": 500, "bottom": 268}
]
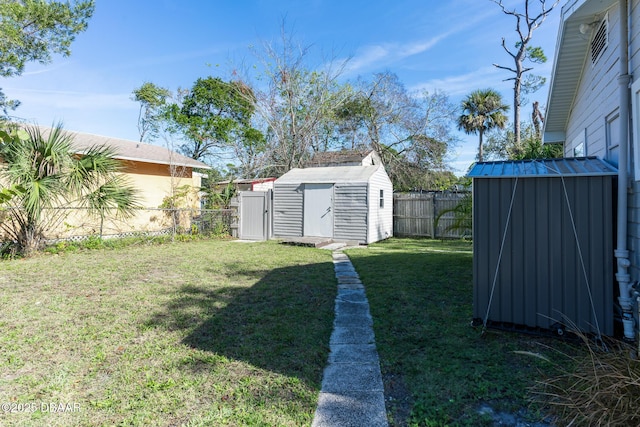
[
  {"left": 346, "top": 238, "right": 575, "bottom": 427},
  {"left": 0, "top": 240, "right": 337, "bottom": 426},
  {"left": 1, "top": 236, "right": 593, "bottom": 426}
]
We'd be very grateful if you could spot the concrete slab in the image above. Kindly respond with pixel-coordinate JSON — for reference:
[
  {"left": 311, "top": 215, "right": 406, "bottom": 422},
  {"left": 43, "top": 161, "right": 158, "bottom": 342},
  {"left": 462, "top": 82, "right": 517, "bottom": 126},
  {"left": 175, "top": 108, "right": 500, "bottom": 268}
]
[
  {"left": 281, "top": 237, "right": 332, "bottom": 247},
  {"left": 313, "top": 250, "right": 389, "bottom": 427},
  {"left": 335, "top": 273, "right": 358, "bottom": 280},
  {"left": 335, "top": 301, "right": 372, "bottom": 320},
  {"left": 328, "top": 343, "right": 380, "bottom": 364},
  {"left": 313, "top": 391, "right": 388, "bottom": 427},
  {"left": 320, "top": 362, "right": 384, "bottom": 393},
  {"left": 330, "top": 326, "right": 376, "bottom": 345},
  {"left": 334, "top": 265, "right": 358, "bottom": 274},
  {"left": 336, "top": 275, "right": 362, "bottom": 285},
  {"left": 333, "top": 262, "right": 358, "bottom": 275},
  {"left": 334, "top": 314, "right": 373, "bottom": 328},
  {"left": 338, "top": 283, "right": 365, "bottom": 291},
  {"left": 337, "top": 289, "right": 368, "bottom": 303},
  {"left": 321, "top": 242, "right": 347, "bottom": 251}
]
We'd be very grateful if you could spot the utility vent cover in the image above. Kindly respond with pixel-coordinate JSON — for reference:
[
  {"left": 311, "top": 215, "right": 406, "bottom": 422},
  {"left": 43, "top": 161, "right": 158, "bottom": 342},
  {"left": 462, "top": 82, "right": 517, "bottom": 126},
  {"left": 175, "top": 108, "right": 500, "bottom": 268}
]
[{"left": 591, "top": 16, "right": 608, "bottom": 64}]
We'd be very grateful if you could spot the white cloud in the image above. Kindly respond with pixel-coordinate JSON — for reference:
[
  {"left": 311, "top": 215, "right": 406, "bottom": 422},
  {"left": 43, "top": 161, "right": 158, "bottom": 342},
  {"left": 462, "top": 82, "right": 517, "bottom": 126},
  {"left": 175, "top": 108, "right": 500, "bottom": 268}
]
[
  {"left": 343, "top": 31, "right": 453, "bottom": 75},
  {"left": 411, "top": 66, "right": 512, "bottom": 97}
]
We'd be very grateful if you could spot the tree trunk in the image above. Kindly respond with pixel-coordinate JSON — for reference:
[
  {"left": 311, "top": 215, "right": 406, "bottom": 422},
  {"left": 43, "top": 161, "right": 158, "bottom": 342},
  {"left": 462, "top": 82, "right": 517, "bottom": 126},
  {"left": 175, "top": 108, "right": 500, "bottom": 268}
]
[
  {"left": 478, "top": 128, "right": 484, "bottom": 163},
  {"left": 513, "top": 77, "right": 521, "bottom": 148}
]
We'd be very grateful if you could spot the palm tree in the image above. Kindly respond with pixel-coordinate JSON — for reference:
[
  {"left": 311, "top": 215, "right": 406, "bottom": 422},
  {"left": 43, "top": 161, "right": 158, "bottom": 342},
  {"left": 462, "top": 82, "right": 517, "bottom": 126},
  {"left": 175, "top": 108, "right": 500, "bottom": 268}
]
[
  {"left": 0, "top": 123, "right": 141, "bottom": 254},
  {"left": 458, "top": 89, "right": 509, "bottom": 163}
]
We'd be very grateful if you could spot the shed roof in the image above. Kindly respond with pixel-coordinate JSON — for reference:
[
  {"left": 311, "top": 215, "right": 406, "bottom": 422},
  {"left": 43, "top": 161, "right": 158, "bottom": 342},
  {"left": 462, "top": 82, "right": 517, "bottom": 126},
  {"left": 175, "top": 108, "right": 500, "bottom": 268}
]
[
  {"left": 467, "top": 157, "right": 618, "bottom": 178},
  {"left": 275, "top": 165, "right": 381, "bottom": 183},
  {"left": 307, "top": 149, "right": 375, "bottom": 166}
]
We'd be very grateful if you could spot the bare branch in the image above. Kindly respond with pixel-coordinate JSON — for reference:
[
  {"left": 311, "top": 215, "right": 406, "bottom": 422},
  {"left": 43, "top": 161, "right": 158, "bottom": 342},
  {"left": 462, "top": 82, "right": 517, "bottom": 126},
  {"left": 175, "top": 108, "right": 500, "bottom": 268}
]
[{"left": 493, "top": 63, "right": 517, "bottom": 74}]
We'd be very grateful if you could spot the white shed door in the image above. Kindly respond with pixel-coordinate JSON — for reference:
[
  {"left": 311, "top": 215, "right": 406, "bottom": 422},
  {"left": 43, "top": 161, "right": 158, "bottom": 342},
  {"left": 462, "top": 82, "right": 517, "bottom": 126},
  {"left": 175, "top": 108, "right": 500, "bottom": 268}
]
[{"left": 303, "top": 183, "right": 333, "bottom": 237}]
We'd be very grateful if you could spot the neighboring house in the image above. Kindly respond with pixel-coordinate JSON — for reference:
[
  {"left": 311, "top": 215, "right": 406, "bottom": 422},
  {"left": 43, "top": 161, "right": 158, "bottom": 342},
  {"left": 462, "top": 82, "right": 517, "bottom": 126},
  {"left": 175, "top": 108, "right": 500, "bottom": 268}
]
[
  {"left": 215, "top": 177, "right": 277, "bottom": 192},
  {"left": 306, "top": 149, "right": 382, "bottom": 168},
  {"left": 17, "top": 128, "right": 210, "bottom": 238},
  {"left": 543, "top": 0, "right": 640, "bottom": 338},
  {"left": 272, "top": 164, "right": 393, "bottom": 244}
]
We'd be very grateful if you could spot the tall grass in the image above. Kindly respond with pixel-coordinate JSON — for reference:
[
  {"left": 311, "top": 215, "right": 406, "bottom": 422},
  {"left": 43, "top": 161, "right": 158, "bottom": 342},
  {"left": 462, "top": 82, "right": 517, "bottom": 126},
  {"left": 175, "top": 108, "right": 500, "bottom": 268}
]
[{"left": 534, "top": 330, "right": 640, "bottom": 426}]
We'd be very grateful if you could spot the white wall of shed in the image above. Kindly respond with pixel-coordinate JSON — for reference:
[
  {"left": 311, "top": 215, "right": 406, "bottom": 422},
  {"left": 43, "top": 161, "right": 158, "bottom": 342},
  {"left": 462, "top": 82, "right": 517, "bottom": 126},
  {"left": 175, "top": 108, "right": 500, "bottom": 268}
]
[{"left": 367, "top": 166, "right": 394, "bottom": 244}]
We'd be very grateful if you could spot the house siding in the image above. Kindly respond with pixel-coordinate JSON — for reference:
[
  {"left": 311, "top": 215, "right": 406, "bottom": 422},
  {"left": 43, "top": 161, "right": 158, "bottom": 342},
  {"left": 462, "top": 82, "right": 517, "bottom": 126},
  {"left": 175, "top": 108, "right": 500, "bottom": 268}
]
[
  {"left": 333, "top": 183, "right": 368, "bottom": 243},
  {"left": 273, "top": 182, "right": 304, "bottom": 237},
  {"left": 367, "top": 166, "right": 394, "bottom": 243},
  {"left": 565, "top": 3, "right": 621, "bottom": 159},
  {"left": 629, "top": 0, "right": 640, "bottom": 280},
  {"left": 563, "top": 2, "right": 640, "bottom": 281}
]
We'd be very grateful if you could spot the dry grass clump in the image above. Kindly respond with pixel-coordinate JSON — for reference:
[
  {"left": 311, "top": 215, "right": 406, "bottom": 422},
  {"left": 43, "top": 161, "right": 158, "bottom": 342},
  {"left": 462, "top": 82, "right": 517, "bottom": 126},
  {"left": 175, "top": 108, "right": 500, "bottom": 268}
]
[{"left": 534, "top": 331, "right": 640, "bottom": 427}]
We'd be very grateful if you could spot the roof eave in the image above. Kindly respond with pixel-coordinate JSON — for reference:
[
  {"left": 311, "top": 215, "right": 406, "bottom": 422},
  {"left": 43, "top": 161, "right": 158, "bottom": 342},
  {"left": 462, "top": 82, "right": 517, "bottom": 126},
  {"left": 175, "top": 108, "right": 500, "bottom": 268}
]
[
  {"left": 115, "top": 155, "right": 211, "bottom": 169},
  {"left": 543, "top": 0, "right": 616, "bottom": 142}
]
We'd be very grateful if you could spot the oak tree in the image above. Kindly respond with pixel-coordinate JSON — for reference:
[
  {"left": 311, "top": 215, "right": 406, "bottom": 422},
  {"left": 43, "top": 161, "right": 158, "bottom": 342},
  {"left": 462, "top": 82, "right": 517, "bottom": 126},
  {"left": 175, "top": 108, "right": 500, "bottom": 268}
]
[{"left": 0, "top": 0, "right": 94, "bottom": 114}]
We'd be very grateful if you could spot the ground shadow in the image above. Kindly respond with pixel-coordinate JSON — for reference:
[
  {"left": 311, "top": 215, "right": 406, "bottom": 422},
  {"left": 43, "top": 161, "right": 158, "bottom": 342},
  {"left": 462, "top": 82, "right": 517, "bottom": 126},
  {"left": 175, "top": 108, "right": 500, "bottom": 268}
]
[{"left": 145, "top": 259, "right": 337, "bottom": 387}]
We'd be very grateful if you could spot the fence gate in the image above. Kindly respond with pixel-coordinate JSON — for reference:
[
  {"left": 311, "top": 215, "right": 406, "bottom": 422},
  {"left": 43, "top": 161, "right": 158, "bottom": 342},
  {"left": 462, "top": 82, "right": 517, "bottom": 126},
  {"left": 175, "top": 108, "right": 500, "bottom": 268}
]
[{"left": 238, "top": 190, "right": 271, "bottom": 241}]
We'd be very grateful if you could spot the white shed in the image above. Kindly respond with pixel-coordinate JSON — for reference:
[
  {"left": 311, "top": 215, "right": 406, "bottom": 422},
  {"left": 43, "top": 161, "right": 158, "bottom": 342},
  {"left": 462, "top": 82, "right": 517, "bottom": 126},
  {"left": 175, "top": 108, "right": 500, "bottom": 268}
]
[{"left": 273, "top": 164, "right": 393, "bottom": 244}]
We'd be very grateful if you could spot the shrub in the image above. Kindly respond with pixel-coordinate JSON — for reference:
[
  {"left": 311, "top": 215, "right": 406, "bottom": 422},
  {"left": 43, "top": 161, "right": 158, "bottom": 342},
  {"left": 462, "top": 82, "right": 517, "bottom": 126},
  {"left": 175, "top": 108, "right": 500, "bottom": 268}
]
[{"left": 533, "top": 332, "right": 640, "bottom": 426}]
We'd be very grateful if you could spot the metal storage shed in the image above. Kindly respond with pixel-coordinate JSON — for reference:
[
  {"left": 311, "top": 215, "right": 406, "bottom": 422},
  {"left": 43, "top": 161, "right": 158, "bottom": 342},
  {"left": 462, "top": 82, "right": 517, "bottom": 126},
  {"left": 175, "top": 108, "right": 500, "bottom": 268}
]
[
  {"left": 273, "top": 164, "right": 393, "bottom": 244},
  {"left": 468, "top": 157, "right": 617, "bottom": 336}
]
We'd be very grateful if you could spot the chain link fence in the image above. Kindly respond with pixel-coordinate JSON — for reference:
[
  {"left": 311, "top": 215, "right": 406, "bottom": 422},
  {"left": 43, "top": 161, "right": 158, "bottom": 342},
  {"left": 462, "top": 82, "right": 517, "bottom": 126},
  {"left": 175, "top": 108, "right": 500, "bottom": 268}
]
[{"left": 0, "top": 207, "right": 238, "bottom": 246}]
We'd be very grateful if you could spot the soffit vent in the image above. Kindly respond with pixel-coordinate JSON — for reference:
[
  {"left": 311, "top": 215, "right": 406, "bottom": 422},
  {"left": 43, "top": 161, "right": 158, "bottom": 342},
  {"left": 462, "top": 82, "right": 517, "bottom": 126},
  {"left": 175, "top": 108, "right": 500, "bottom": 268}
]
[{"left": 591, "top": 16, "right": 608, "bottom": 64}]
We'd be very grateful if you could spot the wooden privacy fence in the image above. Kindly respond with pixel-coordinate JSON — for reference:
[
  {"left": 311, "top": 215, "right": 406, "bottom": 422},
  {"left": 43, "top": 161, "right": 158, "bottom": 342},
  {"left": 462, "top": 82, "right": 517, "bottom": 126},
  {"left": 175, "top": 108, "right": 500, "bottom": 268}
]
[{"left": 393, "top": 192, "right": 471, "bottom": 239}]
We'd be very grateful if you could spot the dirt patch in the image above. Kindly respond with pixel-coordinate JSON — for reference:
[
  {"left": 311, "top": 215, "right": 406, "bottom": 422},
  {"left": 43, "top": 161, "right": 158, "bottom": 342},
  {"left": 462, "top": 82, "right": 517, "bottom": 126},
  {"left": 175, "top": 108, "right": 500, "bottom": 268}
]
[
  {"left": 383, "top": 372, "right": 414, "bottom": 426},
  {"left": 478, "top": 404, "right": 556, "bottom": 427}
]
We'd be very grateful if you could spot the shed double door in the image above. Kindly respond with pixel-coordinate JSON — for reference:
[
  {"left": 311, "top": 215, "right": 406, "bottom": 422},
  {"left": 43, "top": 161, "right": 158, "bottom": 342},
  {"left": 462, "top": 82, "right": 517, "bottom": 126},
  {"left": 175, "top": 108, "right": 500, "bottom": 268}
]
[{"left": 303, "top": 183, "right": 334, "bottom": 237}]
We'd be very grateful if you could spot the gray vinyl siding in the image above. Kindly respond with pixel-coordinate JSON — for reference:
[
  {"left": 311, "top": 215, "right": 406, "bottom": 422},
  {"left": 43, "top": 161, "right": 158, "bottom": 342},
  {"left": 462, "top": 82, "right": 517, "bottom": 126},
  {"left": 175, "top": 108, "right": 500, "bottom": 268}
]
[
  {"left": 272, "top": 163, "right": 394, "bottom": 244},
  {"left": 273, "top": 183, "right": 303, "bottom": 237},
  {"left": 565, "top": 2, "right": 620, "bottom": 158},
  {"left": 333, "top": 183, "right": 368, "bottom": 243},
  {"left": 629, "top": 180, "right": 640, "bottom": 280},
  {"left": 367, "top": 166, "right": 394, "bottom": 243},
  {"left": 473, "top": 176, "right": 614, "bottom": 335},
  {"left": 629, "top": 0, "right": 640, "bottom": 283}
]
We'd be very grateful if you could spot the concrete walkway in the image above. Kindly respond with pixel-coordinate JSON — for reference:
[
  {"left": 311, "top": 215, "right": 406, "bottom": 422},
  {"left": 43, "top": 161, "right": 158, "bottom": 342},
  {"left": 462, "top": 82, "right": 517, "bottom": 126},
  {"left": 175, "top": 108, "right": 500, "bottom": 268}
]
[{"left": 312, "top": 251, "right": 388, "bottom": 427}]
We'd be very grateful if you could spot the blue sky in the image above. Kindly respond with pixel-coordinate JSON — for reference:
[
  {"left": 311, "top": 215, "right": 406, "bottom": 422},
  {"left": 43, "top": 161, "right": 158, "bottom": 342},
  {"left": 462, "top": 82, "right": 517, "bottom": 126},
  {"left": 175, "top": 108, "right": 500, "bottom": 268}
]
[{"left": 3, "top": 0, "right": 562, "bottom": 176}]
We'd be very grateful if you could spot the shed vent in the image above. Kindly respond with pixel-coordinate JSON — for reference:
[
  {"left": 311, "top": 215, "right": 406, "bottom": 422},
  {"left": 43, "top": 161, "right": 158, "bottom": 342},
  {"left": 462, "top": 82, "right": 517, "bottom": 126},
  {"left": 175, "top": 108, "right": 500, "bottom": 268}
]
[{"left": 591, "top": 16, "right": 608, "bottom": 64}]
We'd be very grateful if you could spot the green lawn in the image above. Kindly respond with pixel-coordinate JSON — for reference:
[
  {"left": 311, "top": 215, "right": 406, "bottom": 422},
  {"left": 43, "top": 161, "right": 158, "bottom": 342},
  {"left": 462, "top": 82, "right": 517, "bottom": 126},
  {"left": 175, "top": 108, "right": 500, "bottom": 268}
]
[
  {"left": 1, "top": 237, "right": 579, "bottom": 426},
  {"left": 346, "top": 238, "right": 568, "bottom": 427},
  {"left": 0, "top": 240, "right": 336, "bottom": 426}
]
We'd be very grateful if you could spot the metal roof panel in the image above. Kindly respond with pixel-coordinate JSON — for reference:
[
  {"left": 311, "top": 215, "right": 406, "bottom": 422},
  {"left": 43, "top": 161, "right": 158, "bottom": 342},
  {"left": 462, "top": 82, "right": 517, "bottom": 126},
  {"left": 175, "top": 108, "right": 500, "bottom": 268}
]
[
  {"left": 275, "top": 165, "right": 381, "bottom": 183},
  {"left": 467, "top": 157, "right": 618, "bottom": 178}
]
